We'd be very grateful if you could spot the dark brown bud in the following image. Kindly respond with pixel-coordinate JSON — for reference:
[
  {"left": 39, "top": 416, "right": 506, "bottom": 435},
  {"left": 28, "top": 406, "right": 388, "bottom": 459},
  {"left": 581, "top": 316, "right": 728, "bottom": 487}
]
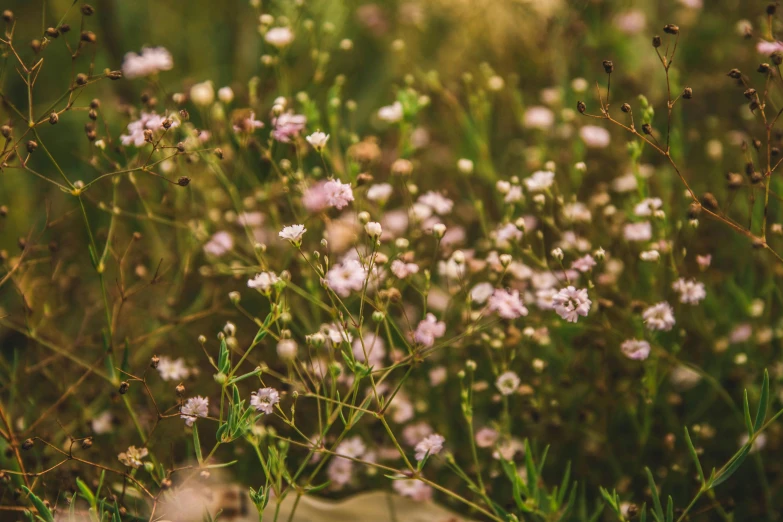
[
  {"left": 45, "top": 27, "right": 59, "bottom": 38},
  {"left": 682, "top": 87, "right": 692, "bottom": 99},
  {"left": 773, "top": 52, "right": 783, "bottom": 66},
  {"left": 49, "top": 113, "right": 59, "bottom": 125},
  {"left": 2, "top": 10, "right": 13, "bottom": 23},
  {"left": 81, "top": 437, "right": 93, "bottom": 449},
  {"left": 652, "top": 35, "right": 662, "bottom": 48},
  {"left": 143, "top": 129, "right": 153, "bottom": 142},
  {"left": 701, "top": 193, "right": 718, "bottom": 210},
  {"left": 80, "top": 31, "right": 96, "bottom": 43},
  {"left": 151, "top": 355, "right": 160, "bottom": 368},
  {"left": 75, "top": 73, "right": 88, "bottom": 86},
  {"left": 161, "top": 478, "right": 172, "bottom": 490},
  {"left": 59, "top": 24, "right": 71, "bottom": 34},
  {"left": 641, "top": 123, "right": 652, "bottom": 135},
  {"left": 752, "top": 237, "right": 766, "bottom": 249},
  {"left": 577, "top": 100, "right": 586, "bottom": 113},
  {"left": 89, "top": 109, "right": 97, "bottom": 120},
  {"left": 744, "top": 88, "right": 757, "bottom": 99},
  {"left": 86, "top": 129, "right": 96, "bottom": 142},
  {"left": 627, "top": 504, "right": 639, "bottom": 518},
  {"left": 177, "top": 176, "right": 190, "bottom": 187},
  {"left": 176, "top": 383, "right": 185, "bottom": 396},
  {"left": 119, "top": 381, "right": 130, "bottom": 394},
  {"left": 727, "top": 68, "right": 742, "bottom": 79},
  {"left": 0, "top": 205, "right": 7, "bottom": 217},
  {"left": 90, "top": 98, "right": 100, "bottom": 109},
  {"left": 22, "top": 439, "right": 34, "bottom": 450},
  {"left": 31, "top": 40, "right": 42, "bottom": 53},
  {"left": 356, "top": 172, "right": 374, "bottom": 185},
  {"left": 179, "top": 109, "right": 190, "bottom": 121},
  {"left": 17, "top": 237, "right": 26, "bottom": 250},
  {"left": 81, "top": 4, "right": 95, "bottom": 15},
  {"left": 758, "top": 63, "right": 771, "bottom": 73},
  {"left": 745, "top": 162, "right": 755, "bottom": 176},
  {"left": 621, "top": 103, "right": 631, "bottom": 113},
  {"left": 26, "top": 141, "right": 38, "bottom": 153},
  {"left": 162, "top": 118, "right": 172, "bottom": 129},
  {"left": 753, "top": 139, "right": 762, "bottom": 150},
  {"left": 214, "top": 148, "right": 224, "bottom": 159},
  {"left": 663, "top": 24, "right": 679, "bottom": 35},
  {"left": 727, "top": 172, "right": 744, "bottom": 189},
  {"left": 772, "top": 147, "right": 780, "bottom": 157},
  {"left": 751, "top": 171, "right": 763, "bottom": 183},
  {"left": 176, "top": 142, "right": 186, "bottom": 153},
  {"left": 1, "top": 125, "right": 11, "bottom": 139},
  {"left": 767, "top": 3, "right": 777, "bottom": 15},
  {"left": 106, "top": 70, "right": 123, "bottom": 80},
  {"left": 602, "top": 60, "right": 614, "bottom": 74}
]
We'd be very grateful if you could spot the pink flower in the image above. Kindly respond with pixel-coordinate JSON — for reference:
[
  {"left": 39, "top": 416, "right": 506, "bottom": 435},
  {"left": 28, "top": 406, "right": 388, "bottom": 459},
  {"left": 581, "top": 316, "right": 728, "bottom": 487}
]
[
  {"left": 757, "top": 40, "right": 783, "bottom": 55},
  {"left": 571, "top": 254, "right": 596, "bottom": 273},
  {"left": 552, "top": 286, "right": 591, "bottom": 323},
  {"left": 414, "top": 434, "right": 445, "bottom": 461},
  {"left": 325, "top": 259, "right": 367, "bottom": 297},
  {"left": 624, "top": 221, "right": 652, "bottom": 242},
  {"left": 642, "top": 302, "right": 675, "bottom": 331},
  {"left": 271, "top": 112, "right": 306, "bottom": 142},
  {"left": 413, "top": 313, "right": 446, "bottom": 347},
  {"left": 621, "top": 339, "right": 651, "bottom": 360},
  {"left": 488, "top": 289, "right": 529, "bottom": 319},
  {"left": 324, "top": 179, "right": 354, "bottom": 209}
]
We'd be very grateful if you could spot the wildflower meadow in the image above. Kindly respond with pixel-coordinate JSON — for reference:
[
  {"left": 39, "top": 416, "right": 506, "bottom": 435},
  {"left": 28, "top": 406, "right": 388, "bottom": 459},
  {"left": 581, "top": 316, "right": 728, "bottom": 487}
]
[{"left": 1, "top": 0, "right": 783, "bottom": 520}]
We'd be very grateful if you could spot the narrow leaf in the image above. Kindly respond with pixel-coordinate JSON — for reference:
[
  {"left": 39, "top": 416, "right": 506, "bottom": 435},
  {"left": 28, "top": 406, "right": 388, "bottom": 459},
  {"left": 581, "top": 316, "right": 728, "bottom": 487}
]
[
  {"left": 754, "top": 369, "right": 769, "bottom": 432},
  {"left": 683, "top": 427, "right": 705, "bottom": 484}
]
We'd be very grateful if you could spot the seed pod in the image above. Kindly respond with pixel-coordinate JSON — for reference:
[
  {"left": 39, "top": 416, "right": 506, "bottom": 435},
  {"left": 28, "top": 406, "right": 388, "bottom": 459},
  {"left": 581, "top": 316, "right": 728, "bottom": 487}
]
[
  {"left": 59, "top": 24, "right": 71, "bottom": 33},
  {"left": 621, "top": 103, "right": 631, "bottom": 113},
  {"left": 214, "top": 148, "right": 224, "bottom": 159},
  {"left": 663, "top": 24, "right": 679, "bottom": 35},
  {"left": 745, "top": 162, "right": 755, "bottom": 176},
  {"left": 89, "top": 109, "right": 97, "bottom": 120},
  {"left": 0, "top": 206, "right": 7, "bottom": 217},
  {"left": 161, "top": 478, "right": 172, "bottom": 490},
  {"left": 758, "top": 63, "right": 771, "bottom": 73},
  {"left": 687, "top": 202, "right": 702, "bottom": 219},
  {"left": 773, "top": 52, "right": 783, "bottom": 65},
  {"left": 751, "top": 171, "right": 763, "bottom": 183},
  {"left": 119, "top": 381, "right": 130, "bottom": 394},
  {"left": 80, "top": 31, "right": 96, "bottom": 43},
  {"left": 602, "top": 60, "right": 614, "bottom": 74},
  {"left": 26, "top": 141, "right": 38, "bottom": 153},
  {"left": 176, "top": 142, "right": 186, "bottom": 153},
  {"left": 179, "top": 109, "right": 190, "bottom": 121},
  {"left": 75, "top": 73, "right": 88, "bottom": 86},
  {"left": 177, "top": 176, "right": 190, "bottom": 187},
  {"left": 744, "top": 88, "right": 757, "bottom": 99},
  {"left": 682, "top": 87, "right": 692, "bottom": 99},
  {"left": 162, "top": 118, "right": 172, "bottom": 129},
  {"left": 1, "top": 125, "right": 10, "bottom": 138},
  {"left": 652, "top": 35, "right": 661, "bottom": 48},
  {"left": 90, "top": 99, "right": 101, "bottom": 109},
  {"left": 81, "top": 4, "right": 95, "bottom": 15},
  {"left": 45, "top": 27, "right": 59, "bottom": 38},
  {"left": 641, "top": 123, "right": 652, "bottom": 135},
  {"left": 143, "top": 129, "right": 153, "bottom": 142},
  {"left": 576, "top": 100, "right": 586, "bottom": 113},
  {"left": 31, "top": 40, "right": 41, "bottom": 53},
  {"left": 106, "top": 70, "right": 123, "bottom": 80},
  {"left": 727, "top": 68, "right": 742, "bottom": 79},
  {"left": 151, "top": 355, "right": 160, "bottom": 368},
  {"left": 701, "top": 193, "right": 718, "bottom": 210},
  {"left": 49, "top": 113, "right": 59, "bottom": 125},
  {"left": 2, "top": 10, "right": 13, "bottom": 23},
  {"left": 81, "top": 438, "right": 93, "bottom": 450},
  {"left": 727, "top": 173, "right": 743, "bottom": 189},
  {"left": 22, "top": 439, "right": 34, "bottom": 450},
  {"left": 753, "top": 139, "right": 762, "bottom": 150},
  {"left": 176, "top": 383, "right": 185, "bottom": 396}
]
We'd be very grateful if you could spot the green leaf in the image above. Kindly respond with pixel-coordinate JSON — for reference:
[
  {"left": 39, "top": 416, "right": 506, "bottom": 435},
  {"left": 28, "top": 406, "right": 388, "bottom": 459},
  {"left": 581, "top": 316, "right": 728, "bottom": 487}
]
[
  {"left": 683, "top": 427, "right": 705, "bottom": 484},
  {"left": 711, "top": 445, "right": 751, "bottom": 488},
  {"left": 743, "top": 390, "right": 754, "bottom": 438},
  {"left": 193, "top": 423, "right": 203, "bottom": 464},
  {"left": 21, "top": 487, "right": 54, "bottom": 522},
  {"left": 754, "top": 369, "right": 769, "bottom": 432},
  {"left": 666, "top": 495, "right": 673, "bottom": 522},
  {"left": 645, "top": 467, "right": 664, "bottom": 522},
  {"left": 76, "top": 477, "right": 96, "bottom": 508}
]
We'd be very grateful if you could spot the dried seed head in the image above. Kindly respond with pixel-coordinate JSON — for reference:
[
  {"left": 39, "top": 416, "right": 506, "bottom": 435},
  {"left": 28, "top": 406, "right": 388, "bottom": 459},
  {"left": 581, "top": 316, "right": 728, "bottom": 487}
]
[
  {"left": 682, "top": 87, "right": 692, "bottom": 99},
  {"left": 31, "top": 40, "right": 42, "bottom": 53},
  {"left": 151, "top": 355, "right": 160, "bottom": 368},
  {"left": 59, "top": 24, "right": 71, "bottom": 34},
  {"left": 161, "top": 478, "right": 172, "bottom": 490},
  {"left": 2, "top": 10, "right": 13, "bottom": 23},
  {"left": 177, "top": 176, "right": 191, "bottom": 187},
  {"left": 751, "top": 171, "right": 763, "bottom": 183},
  {"left": 106, "top": 70, "right": 123, "bottom": 80},
  {"left": 744, "top": 88, "right": 757, "bottom": 99},
  {"left": 179, "top": 109, "right": 190, "bottom": 121},
  {"left": 758, "top": 63, "right": 771, "bottom": 73},
  {"left": 652, "top": 35, "right": 662, "bottom": 48},
  {"left": 214, "top": 148, "right": 224, "bottom": 159},
  {"left": 773, "top": 52, "right": 783, "bottom": 66},
  {"left": 641, "top": 123, "right": 652, "bottom": 135},
  {"left": 80, "top": 31, "right": 96, "bottom": 43},
  {"left": 767, "top": 3, "right": 777, "bottom": 15},
  {"left": 26, "top": 141, "right": 38, "bottom": 153},
  {"left": 86, "top": 129, "right": 96, "bottom": 142},
  {"left": 1, "top": 126, "right": 10, "bottom": 138},
  {"left": 119, "top": 381, "right": 130, "bottom": 394},
  {"left": 773, "top": 147, "right": 780, "bottom": 157},
  {"left": 701, "top": 193, "right": 718, "bottom": 210},
  {"left": 0, "top": 206, "right": 7, "bottom": 217},
  {"left": 745, "top": 162, "right": 755, "bottom": 176},
  {"left": 76, "top": 73, "right": 88, "bottom": 86},
  {"left": 22, "top": 439, "right": 34, "bottom": 450},
  {"left": 176, "top": 383, "right": 185, "bottom": 396},
  {"left": 602, "top": 60, "right": 614, "bottom": 74},
  {"left": 89, "top": 109, "right": 97, "bottom": 120},
  {"left": 727, "top": 172, "right": 744, "bottom": 189},
  {"left": 81, "top": 4, "right": 95, "bottom": 15},
  {"left": 49, "top": 113, "right": 59, "bottom": 125},
  {"left": 727, "top": 68, "right": 742, "bottom": 79},
  {"left": 143, "top": 129, "right": 153, "bottom": 142},
  {"left": 576, "top": 100, "right": 586, "bottom": 113},
  {"left": 663, "top": 24, "right": 679, "bottom": 35},
  {"left": 753, "top": 139, "right": 762, "bottom": 150},
  {"left": 687, "top": 202, "right": 702, "bottom": 219},
  {"left": 45, "top": 27, "right": 59, "bottom": 38},
  {"left": 621, "top": 103, "right": 631, "bottom": 113},
  {"left": 90, "top": 98, "right": 100, "bottom": 109},
  {"left": 81, "top": 437, "right": 93, "bottom": 450}
]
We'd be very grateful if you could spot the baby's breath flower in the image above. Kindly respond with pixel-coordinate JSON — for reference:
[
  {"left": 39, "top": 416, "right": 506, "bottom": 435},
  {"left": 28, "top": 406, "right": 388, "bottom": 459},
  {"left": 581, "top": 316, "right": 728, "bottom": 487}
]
[
  {"left": 488, "top": 289, "right": 528, "bottom": 319},
  {"left": 552, "top": 286, "right": 591, "bottom": 323},
  {"left": 306, "top": 130, "right": 330, "bottom": 151},
  {"left": 122, "top": 47, "right": 173, "bottom": 79},
  {"left": 496, "top": 371, "right": 520, "bottom": 395},
  {"left": 378, "top": 101, "right": 403, "bottom": 123},
  {"left": 672, "top": 278, "right": 706, "bottom": 305},
  {"left": 190, "top": 81, "right": 215, "bottom": 106},
  {"left": 251, "top": 387, "right": 280, "bottom": 414},
  {"left": 414, "top": 433, "right": 445, "bottom": 461},
  {"left": 643, "top": 302, "right": 676, "bottom": 331},
  {"left": 118, "top": 446, "right": 148, "bottom": 468},
  {"left": 181, "top": 396, "right": 209, "bottom": 427},
  {"left": 413, "top": 314, "right": 446, "bottom": 347},
  {"left": 365, "top": 221, "right": 382, "bottom": 238},
  {"left": 279, "top": 224, "right": 306, "bottom": 243},
  {"left": 621, "top": 339, "right": 651, "bottom": 360},
  {"left": 265, "top": 26, "right": 294, "bottom": 47}
]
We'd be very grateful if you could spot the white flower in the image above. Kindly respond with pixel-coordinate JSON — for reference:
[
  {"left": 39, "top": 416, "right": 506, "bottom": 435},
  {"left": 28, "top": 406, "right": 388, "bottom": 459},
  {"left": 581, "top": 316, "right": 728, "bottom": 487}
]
[
  {"left": 413, "top": 314, "right": 446, "bottom": 347},
  {"left": 672, "top": 278, "right": 706, "bottom": 305},
  {"left": 337, "top": 436, "right": 366, "bottom": 458},
  {"left": 624, "top": 221, "right": 652, "bottom": 242},
  {"left": 352, "top": 331, "right": 386, "bottom": 365},
  {"left": 457, "top": 158, "right": 474, "bottom": 174},
  {"left": 414, "top": 434, "right": 445, "bottom": 461},
  {"left": 365, "top": 221, "right": 382, "bottom": 238},
  {"left": 325, "top": 259, "right": 367, "bottom": 297},
  {"left": 306, "top": 131, "right": 330, "bottom": 151},
  {"left": 118, "top": 446, "right": 148, "bottom": 468},
  {"left": 562, "top": 202, "right": 592, "bottom": 223},
  {"left": 640, "top": 250, "right": 660, "bottom": 262},
  {"left": 393, "top": 478, "right": 433, "bottom": 501},
  {"left": 190, "top": 81, "right": 215, "bottom": 107},
  {"left": 91, "top": 411, "right": 113, "bottom": 434},
  {"left": 523, "top": 106, "right": 555, "bottom": 129},
  {"left": 488, "top": 289, "right": 529, "bottom": 319},
  {"left": 643, "top": 302, "right": 676, "bottom": 331},
  {"left": 494, "top": 223, "right": 523, "bottom": 248},
  {"left": 279, "top": 224, "right": 306, "bottom": 243},
  {"left": 157, "top": 356, "right": 190, "bottom": 381},
  {"left": 391, "top": 259, "right": 419, "bottom": 278},
  {"left": 122, "top": 47, "right": 173, "bottom": 79},
  {"left": 524, "top": 170, "right": 555, "bottom": 192},
  {"left": 496, "top": 371, "right": 520, "bottom": 396},
  {"left": 251, "top": 387, "right": 280, "bottom": 414},
  {"left": 621, "top": 339, "right": 651, "bottom": 360},
  {"left": 552, "top": 286, "right": 591, "bottom": 323},
  {"left": 470, "top": 282, "right": 494, "bottom": 305},
  {"left": 218, "top": 86, "right": 234, "bottom": 103},
  {"left": 571, "top": 254, "right": 596, "bottom": 272},
  {"left": 248, "top": 272, "right": 280, "bottom": 293},
  {"left": 324, "top": 179, "right": 354, "bottom": 209},
  {"left": 417, "top": 192, "right": 454, "bottom": 215},
  {"left": 367, "top": 183, "right": 394, "bottom": 203},
  {"left": 634, "top": 198, "right": 663, "bottom": 217},
  {"left": 265, "top": 27, "right": 295, "bottom": 47},
  {"left": 378, "top": 101, "right": 403, "bottom": 123},
  {"left": 277, "top": 339, "right": 298, "bottom": 360},
  {"left": 204, "top": 231, "right": 233, "bottom": 257},
  {"left": 579, "top": 125, "right": 611, "bottom": 148},
  {"left": 181, "top": 396, "right": 209, "bottom": 427},
  {"left": 504, "top": 185, "right": 523, "bottom": 204}
]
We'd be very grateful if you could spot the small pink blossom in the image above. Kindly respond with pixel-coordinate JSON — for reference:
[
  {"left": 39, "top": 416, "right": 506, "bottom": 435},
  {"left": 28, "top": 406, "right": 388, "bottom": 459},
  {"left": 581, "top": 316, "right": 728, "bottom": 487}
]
[{"left": 413, "top": 313, "right": 446, "bottom": 347}]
